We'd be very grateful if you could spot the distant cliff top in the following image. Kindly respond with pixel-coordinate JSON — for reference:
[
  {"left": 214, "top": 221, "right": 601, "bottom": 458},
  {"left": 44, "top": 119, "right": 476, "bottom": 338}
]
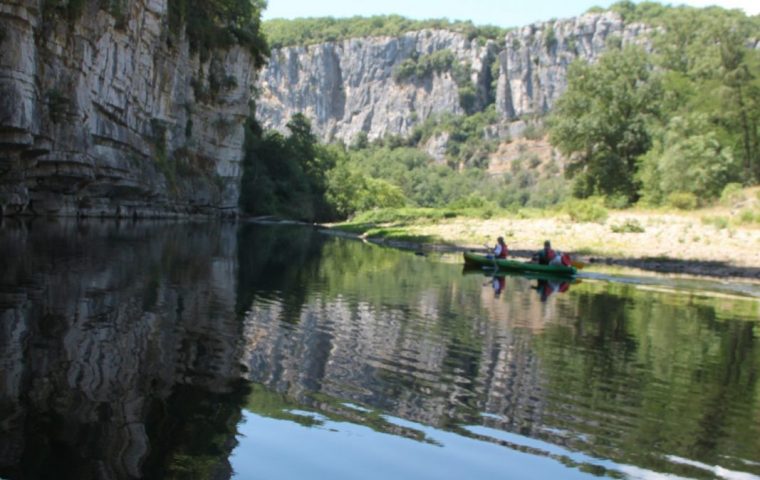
[
  {"left": 263, "top": 1, "right": 760, "bottom": 50},
  {"left": 263, "top": 15, "right": 508, "bottom": 49}
]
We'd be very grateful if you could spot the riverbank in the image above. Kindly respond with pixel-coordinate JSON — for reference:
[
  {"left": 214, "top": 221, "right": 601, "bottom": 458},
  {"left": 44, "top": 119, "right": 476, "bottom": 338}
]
[{"left": 326, "top": 207, "right": 760, "bottom": 280}]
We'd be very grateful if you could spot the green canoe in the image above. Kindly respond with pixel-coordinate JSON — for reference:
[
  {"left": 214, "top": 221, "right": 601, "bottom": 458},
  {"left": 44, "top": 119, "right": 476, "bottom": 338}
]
[
  {"left": 463, "top": 252, "right": 577, "bottom": 276},
  {"left": 461, "top": 266, "right": 581, "bottom": 284}
]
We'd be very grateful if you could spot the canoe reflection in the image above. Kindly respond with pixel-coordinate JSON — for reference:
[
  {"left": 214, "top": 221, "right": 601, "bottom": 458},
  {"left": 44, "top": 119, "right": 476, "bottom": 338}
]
[
  {"left": 463, "top": 267, "right": 575, "bottom": 301},
  {"left": 533, "top": 278, "right": 571, "bottom": 301}
]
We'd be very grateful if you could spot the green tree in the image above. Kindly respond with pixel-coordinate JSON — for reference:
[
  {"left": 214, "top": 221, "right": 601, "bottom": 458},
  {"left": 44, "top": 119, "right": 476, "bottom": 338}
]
[
  {"left": 549, "top": 46, "right": 662, "bottom": 201},
  {"left": 637, "top": 114, "right": 738, "bottom": 204},
  {"left": 326, "top": 157, "right": 406, "bottom": 217},
  {"left": 240, "top": 115, "right": 337, "bottom": 221},
  {"left": 634, "top": 3, "right": 759, "bottom": 185},
  {"left": 715, "top": 26, "right": 760, "bottom": 182}
]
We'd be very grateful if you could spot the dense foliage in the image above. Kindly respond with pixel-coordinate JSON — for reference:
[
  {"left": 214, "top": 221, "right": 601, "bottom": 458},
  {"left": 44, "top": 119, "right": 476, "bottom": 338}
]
[
  {"left": 550, "top": 45, "right": 661, "bottom": 201},
  {"left": 240, "top": 111, "right": 568, "bottom": 220},
  {"left": 42, "top": 0, "right": 269, "bottom": 66},
  {"left": 392, "top": 50, "right": 458, "bottom": 82},
  {"left": 263, "top": 15, "right": 507, "bottom": 49},
  {"left": 240, "top": 114, "right": 335, "bottom": 221},
  {"left": 552, "top": 1, "right": 760, "bottom": 206},
  {"left": 239, "top": 116, "right": 494, "bottom": 220},
  {"left": 168, "top": 0, "right": 269, "bottom": 65}
]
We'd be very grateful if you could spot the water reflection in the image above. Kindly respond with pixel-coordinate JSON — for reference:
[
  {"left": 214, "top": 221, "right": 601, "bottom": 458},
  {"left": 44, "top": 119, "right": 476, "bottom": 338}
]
[
  {"left": 0, "top": 219, "right": 248, "bottom": 479},
  {"left": 235, "top": 225, "right": 760, "bottom": 479},
  {"left": 1, "top": 221, "right": 758, "bottom": 479}
]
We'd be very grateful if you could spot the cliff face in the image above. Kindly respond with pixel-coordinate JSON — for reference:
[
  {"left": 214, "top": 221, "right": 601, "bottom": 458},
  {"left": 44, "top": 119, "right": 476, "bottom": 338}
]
[
  {"left": 0, "top": 0, "right": 258, "bottom": 217},
  {"left": 257, "top": 30, "right": 497, "bottom": 143},
  {"left": 496, "top": 13, "right": 651, "bottom": 119},
  {"left": 256, "top": 12, "right": 650, "bottom": 143},
  {"left": 0, "top": 6, "right": 652, "bottom": 217}
]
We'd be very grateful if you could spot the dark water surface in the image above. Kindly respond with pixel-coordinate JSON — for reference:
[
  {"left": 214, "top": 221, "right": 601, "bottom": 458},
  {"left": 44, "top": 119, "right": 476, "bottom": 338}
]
[{"left": 1, "top": 220, "right": 759, "bottom": 480}]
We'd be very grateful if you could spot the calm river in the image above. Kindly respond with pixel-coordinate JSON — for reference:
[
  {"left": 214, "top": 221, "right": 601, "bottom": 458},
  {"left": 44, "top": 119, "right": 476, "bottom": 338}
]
[{"left": 1, "top": 220, "right": 758, "bottom": 480}]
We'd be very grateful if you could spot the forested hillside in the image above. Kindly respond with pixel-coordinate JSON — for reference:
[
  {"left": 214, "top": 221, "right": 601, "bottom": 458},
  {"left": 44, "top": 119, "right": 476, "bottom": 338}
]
[
  {"left": 551, "top": 1, "right": 760, "bottom": 207},
  {"left": 243, "top": 2, "right": 760, "bottom": 222}
]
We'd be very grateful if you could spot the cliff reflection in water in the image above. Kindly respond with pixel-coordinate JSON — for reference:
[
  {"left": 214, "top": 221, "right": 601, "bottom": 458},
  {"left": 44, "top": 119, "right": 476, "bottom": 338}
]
[
  {"left": 0, "top": 219, "right": 249, "bottom": 479},
  {"left": 239, "top": 238, "right": 546, "bottom": 431},
  {"left": 236, "top": 224, "right": 760, "bottom": 479},
  {"left": 1, "top": 221, "right": 759, "bottom": 479}
]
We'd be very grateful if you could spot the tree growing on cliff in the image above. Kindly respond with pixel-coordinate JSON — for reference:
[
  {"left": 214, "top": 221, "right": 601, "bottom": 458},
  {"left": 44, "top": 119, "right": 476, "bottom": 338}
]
[{"left": 168, "top": 0, "right": 269, "bottom": 65}]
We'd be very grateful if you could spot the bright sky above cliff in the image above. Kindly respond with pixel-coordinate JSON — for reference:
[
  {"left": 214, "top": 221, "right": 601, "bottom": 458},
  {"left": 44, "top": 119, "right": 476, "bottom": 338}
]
[{"left": 262, "top": 0, "right": 759, "bottom": 27}]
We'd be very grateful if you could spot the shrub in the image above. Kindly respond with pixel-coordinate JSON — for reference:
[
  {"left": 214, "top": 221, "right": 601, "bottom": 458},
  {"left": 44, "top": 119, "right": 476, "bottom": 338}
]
[
  {"left": 666, "top": 192, "right": 698, "bottom": 210},
  {"left": 702, "top": 215, "right": 729, "bottom": 230},
  {"left": 604, "top": 194, "right": 631, "bottom": 209},
  {"left": 458, "top": 84, "right": 478, "bottom": 115},
  {"left": 720, "top": 183, "right": 745, "bottom": 206},
  {"left": 737, "top": 209, "right": 759, "bottom": 225},
  {"left": 522, "top": 122, "right": 545, "bottom": 140},
  {"left": 351, "top": 207, "right": 458, "bottom": 225},
  {"left": 610, "top": 219, "right": 645, "bottom": 233},
  {"left": 564, "top": 197, "right": 608, "bottom": 223},
  {"left": 392, "top": 58, "right": 418, "bottom": 82},
  {"left": 544, "top": 24, "right": 557, "bottom": 52},
  {"left": 450, "top": 193, "right": 489, "bottom": 209},
  {"left": 392, "top": 49, "right": 456, "bottom": 82}
]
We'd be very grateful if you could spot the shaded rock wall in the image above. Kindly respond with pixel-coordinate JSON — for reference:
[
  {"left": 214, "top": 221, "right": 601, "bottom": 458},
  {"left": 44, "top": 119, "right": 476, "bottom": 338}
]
[{"left": 0, "top": 0, "right": 258, "bottom": 217}]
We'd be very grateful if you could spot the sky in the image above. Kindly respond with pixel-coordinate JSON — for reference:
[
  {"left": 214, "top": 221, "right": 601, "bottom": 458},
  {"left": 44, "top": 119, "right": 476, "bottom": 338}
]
[{"left": 262, "top": 0, "right": 759, "bottom": 28}]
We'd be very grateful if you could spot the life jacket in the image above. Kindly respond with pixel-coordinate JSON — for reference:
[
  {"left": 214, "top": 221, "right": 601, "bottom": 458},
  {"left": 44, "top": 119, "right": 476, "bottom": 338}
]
[
  {"left": 561, "top": 253, "right": 572, "bottom": 267},
  {"left": 497, "top": 242, "right": 509, "bottom": 258}
]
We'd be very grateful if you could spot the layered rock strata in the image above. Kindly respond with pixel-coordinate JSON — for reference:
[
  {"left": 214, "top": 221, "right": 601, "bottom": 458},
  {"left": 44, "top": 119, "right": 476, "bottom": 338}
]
[{"left": 0, "top": 0, "right": 258, "bottom": 217}]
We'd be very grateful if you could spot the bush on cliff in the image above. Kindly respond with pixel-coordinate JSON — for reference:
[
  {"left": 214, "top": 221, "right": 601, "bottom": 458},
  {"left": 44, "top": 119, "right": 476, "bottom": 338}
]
[{"left": 168, "top": 0, "right": 269, "bottom": 64}]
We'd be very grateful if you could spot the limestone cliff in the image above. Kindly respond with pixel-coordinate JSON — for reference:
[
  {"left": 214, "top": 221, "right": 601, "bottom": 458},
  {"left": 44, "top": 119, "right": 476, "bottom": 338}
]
[
  {"left": 257, "top": 29, "right": 497, "bottom": 143},
  {"left": 495, "top": 12, "right": 651, "bottom": 119},
  {"left": 256, "top": 12, "right": 650, "bottom": 144},
  {"left": 0, "top": 0, "right": 259, "bottom": 217},
  {"left": 0, "top": 6, "right": 653, "bottom": 217}
]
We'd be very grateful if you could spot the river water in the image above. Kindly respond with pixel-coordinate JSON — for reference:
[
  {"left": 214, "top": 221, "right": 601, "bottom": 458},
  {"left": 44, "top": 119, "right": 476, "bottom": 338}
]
[{"left": 1, "top": 220, "right": 758, "bottom": 480}]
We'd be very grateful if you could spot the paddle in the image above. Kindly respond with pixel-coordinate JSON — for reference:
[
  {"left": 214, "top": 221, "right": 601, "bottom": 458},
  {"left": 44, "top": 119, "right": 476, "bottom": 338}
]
[{"left": 570, "top": 260, "right": 586, "bottom": 269}]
